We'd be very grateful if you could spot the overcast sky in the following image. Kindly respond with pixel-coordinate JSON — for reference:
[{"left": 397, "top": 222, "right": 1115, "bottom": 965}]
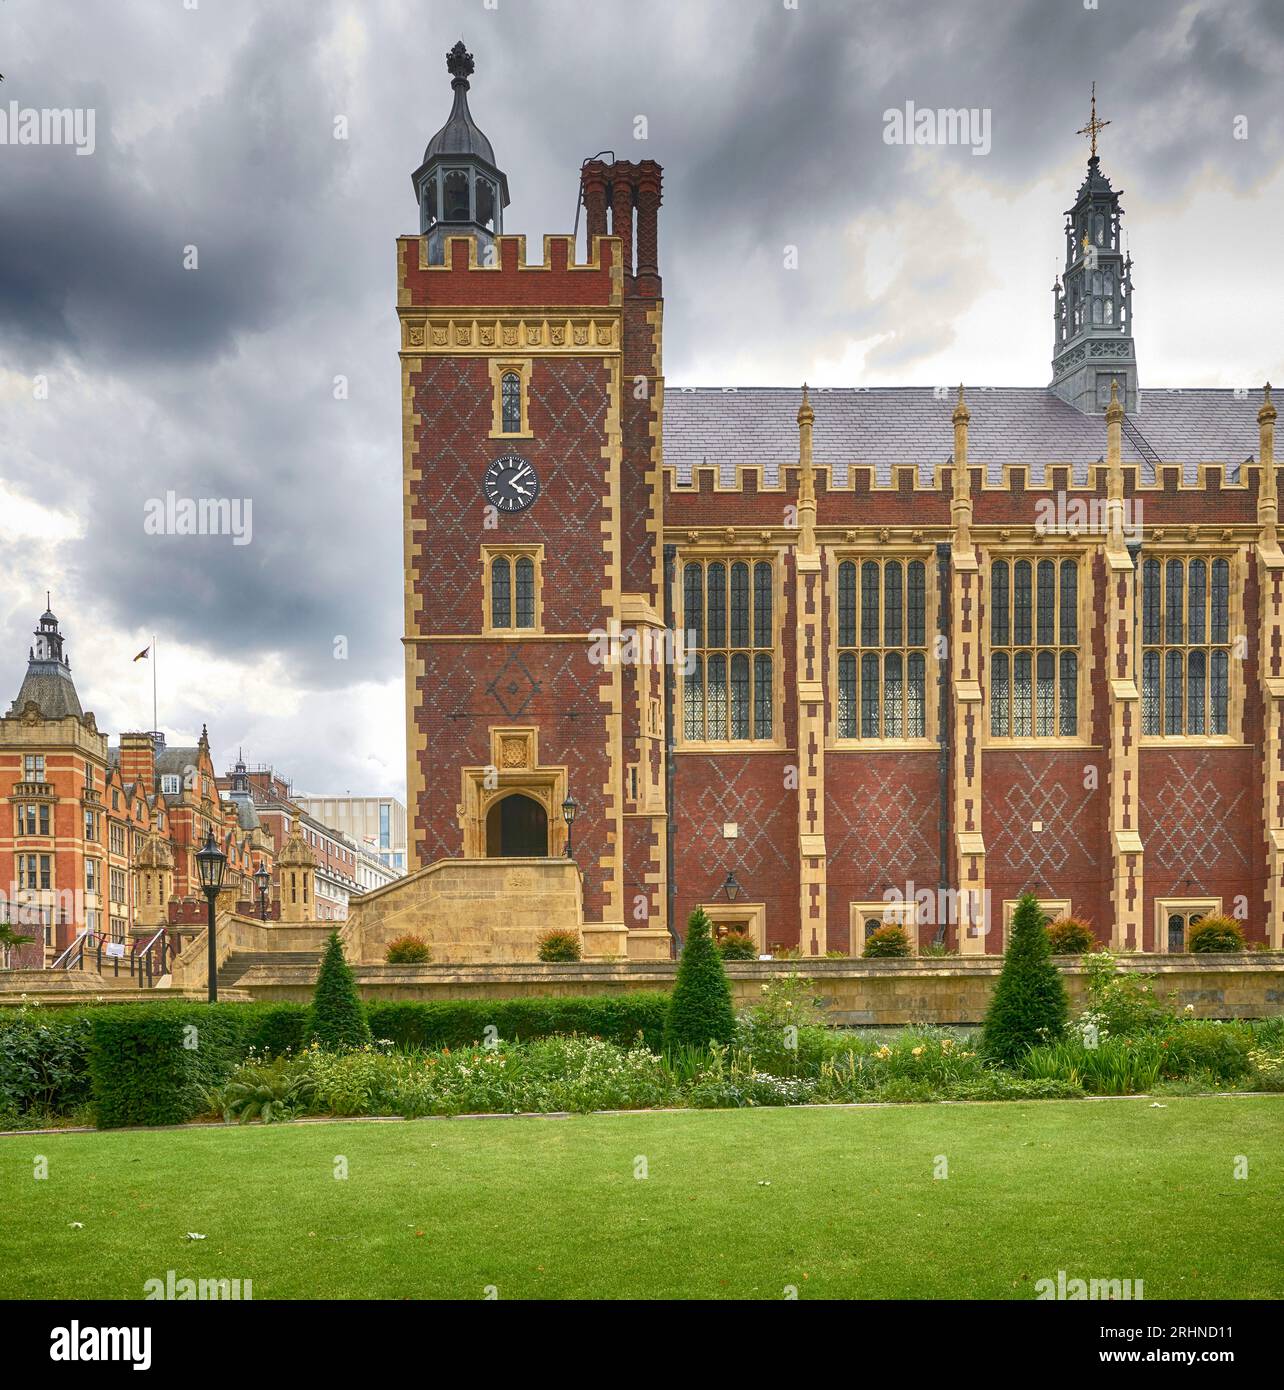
[{"left": 2, "top": 0, "right": 1282, "bottom": 800}]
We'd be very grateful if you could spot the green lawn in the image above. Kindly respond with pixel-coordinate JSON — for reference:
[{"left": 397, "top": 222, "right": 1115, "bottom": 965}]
[{"left": 2, "top": 1097, "right": 1282, "bottom": 1300}]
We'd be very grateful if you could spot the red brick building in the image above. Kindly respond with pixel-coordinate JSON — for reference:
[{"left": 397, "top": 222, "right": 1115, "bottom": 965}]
[
  {"left": 399, "top": 46, "right": 1281, "bottom": 958},
  {"left": 1, "top": 608, "right": 276, "bottom": 961}
]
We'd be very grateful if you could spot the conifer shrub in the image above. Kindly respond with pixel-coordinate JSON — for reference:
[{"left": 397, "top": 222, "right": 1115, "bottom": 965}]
[
  {"left": 862, "top": 924, "right": 913, "bottom": 958},
  {"left": 537, "top": 929, "right": 582, "bottom": 962},
  {"left": 1187, "top": 915, "right": 1245, "bottom": 953},
  {"left": 982, "top": 893, "right": 1068, "bottom": 1064},
  {"left": 716, "top": 930, "right": 758, "bottom": 961},
  {"left": 1046, "top": 917, "right": 1097, "bottom": 954},
  {"left": 663, "top": 907, "right": 735, "bottom": 1053},
  {"left": 384, "top": 934, "right": 433, "bottom": 964},
  {"left": 307, "top": 932, "right": 371, "bottom": 1051}
]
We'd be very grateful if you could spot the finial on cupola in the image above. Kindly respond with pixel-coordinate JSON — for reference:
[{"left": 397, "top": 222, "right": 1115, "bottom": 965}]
[{"left": 446, "top": 39, "right": 474, "bottom": 87}]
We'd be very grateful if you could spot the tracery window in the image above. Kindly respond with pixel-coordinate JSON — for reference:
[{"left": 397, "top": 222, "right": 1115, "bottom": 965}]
[
  {"left": 836, "top": 558, "right": 928, "bottom": 739},
  {"left": 990, "top": 557, "right": 1079, "bottom": 738},
  {"left": 682, "top": 559, "right": 774, "bottom": 742},
  {"left": 1140, "top": 556, "right": 1231, "bottom": 736}
]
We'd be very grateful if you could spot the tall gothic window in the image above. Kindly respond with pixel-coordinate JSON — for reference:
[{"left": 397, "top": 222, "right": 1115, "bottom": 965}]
[
  {"left": 836, "top": 557, "right": 928, "bottom": 739},
  {"left": 683, "top": 559, "right": 774, "bottom": 742},
  {"left": 990, "top": 557, "right": 1079, "bottom": 738},
  {"left": 1140, "top": 556, "right": 1231, "bottom": 736}
]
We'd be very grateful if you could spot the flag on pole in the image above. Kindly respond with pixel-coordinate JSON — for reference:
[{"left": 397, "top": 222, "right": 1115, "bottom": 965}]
[{"left": 133, "top": 646, "right": 150, "bottom": 662}]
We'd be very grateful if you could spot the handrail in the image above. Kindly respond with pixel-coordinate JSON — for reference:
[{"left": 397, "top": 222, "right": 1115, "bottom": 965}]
[
  {"left": 50, "top": 931, "right": 97, "bottom": 971},
  {"left": 130, "top": 925, "right": 175, "bottom": 987}
]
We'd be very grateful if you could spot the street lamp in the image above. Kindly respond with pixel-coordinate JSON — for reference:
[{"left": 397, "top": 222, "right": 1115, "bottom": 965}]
[
  {"left": 561, "top": 793, "right": 579, "bottom": 859},
  {"left": 195, "top": 828, "right": 227, "bottom": 1004},
  {"left": 722, "top": 870, "right": 743, "bottom": 903},
  {"left": 253, "top": 861, "right": 271, "bottom": 922}
]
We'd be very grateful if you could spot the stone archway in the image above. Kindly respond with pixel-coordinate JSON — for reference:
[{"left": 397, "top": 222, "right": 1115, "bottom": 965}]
[
  {"left": 486, "top": 792, "right": 549, "bottom": 857},
  {"left": 459, "top": 727, "right": 568, "bottom": 860}
]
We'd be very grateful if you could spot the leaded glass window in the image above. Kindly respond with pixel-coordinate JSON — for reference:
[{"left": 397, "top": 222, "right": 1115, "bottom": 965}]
[
  {"left": 682, "top": 559, "right": 774, "bottom": 742},
  {"left": 1140, "top": 555, "right": 1232, "bottom": 736},
  {"left": 500, "top": 371, "right": 522, "bottom": 433},
  {"left": 837, "top": 557, "right": 929, "bottom": 739},
  {"left": 487, "top": 550, "right": 539, "bottom": 631},
  {"left": 990, "top": 557, "right": 1079, "bottom": 737}
]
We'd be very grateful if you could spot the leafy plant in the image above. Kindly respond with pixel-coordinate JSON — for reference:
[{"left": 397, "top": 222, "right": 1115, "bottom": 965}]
[
  {"left": 716, "top": 931, "right": 758, "bottom": 961},
  {"left": 1077, "top": 951, "right": 1173, "bottom": 1037},
  {"left": 663, "top": 908, "right": 735, "bottom": 1053},
  {"left": 920, "top": 942, "right": 958, "bottom": 959},
  {"left": 1160, "top": 1021, "right": 1251, "bottom": 1082},
  {"left": 384, "top": 934, "right": 432, "bottom": 964},
  {"left": 1247, "top": 1043, "right": 1284, "bottom": 1091},
  {"left": 863, "top": 924, "right": 912, "bottom": 958},
  {"left": 1046, "top": 917, "right": 1096, "bottom": 954},
  {"left": 536, "top": 930, "right": 582, "bottom": 962},
  {"left": 982, "top": 892, "right": 1068, "bottom": 1065},
  {"left": 207, "top": 1056, "right": 311, "bottom": 1123},
  {"left": 1187, "top": 915, "right": 1245, "bottom": 953},
  {"left": 1021, "top": 1036, "right": 1165, "bottom": 1095},
  {"left": 0, "top": 1006, "right": 94, "bottom": 1115},
  {"left": 307, "top": 933, "right": 371, "bottom": 1051},
  {"left": 0, "top": 922, "right": 36, "bottom": 967}
]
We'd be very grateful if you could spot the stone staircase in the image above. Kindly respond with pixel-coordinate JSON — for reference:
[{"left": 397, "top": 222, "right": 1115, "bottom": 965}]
[{"left": 216, "top": 949, "right": 323, "bottom": 993}]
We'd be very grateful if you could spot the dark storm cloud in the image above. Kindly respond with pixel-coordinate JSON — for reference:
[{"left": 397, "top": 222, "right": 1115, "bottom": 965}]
[{"left": 0, "top": 0, "right": 1280, "bottom": 791}]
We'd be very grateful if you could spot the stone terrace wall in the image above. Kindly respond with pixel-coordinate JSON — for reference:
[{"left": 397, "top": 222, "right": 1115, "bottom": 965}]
[{"left": 229, "top": 954, "right": 1284, "bottom": 1025}]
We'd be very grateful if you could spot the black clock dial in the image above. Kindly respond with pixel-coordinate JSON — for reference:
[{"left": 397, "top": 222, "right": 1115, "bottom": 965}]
[{"left": 483, "top": 454, "right": 540, "bottom": 512}]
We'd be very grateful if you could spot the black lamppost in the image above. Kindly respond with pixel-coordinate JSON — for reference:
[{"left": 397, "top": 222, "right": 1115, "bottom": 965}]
[
  {"left": 254, "top": 861, "right": 271, "bottom": 922},
  {"left": 722, "top": 870, "right": 742, "bottom": 903},
  {"left": 561, "top": 793, "right": 579, "bottom": 859},
  {"left": 195, "top": 828, "right": 227, "bottom": 1004}
]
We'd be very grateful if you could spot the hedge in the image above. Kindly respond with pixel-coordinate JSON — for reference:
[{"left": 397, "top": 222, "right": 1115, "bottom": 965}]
[
  {"left": 65, "top": 1001, "right": 306, "bottom": 1128},
  {"left": 2, "top": 995, "right": 669, "bottom": 1128},
  {"left": 365, "top": 994, "right": 669, "bottom": 1052}
]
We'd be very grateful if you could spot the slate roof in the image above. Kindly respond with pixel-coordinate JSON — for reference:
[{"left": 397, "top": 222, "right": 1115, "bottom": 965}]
[
  {"left": 662, "top": 387, "right": 1262, "bottom": 488},
  {"left": 155, "top": 747, "right": 201, "bottom": 778},
  {"left": 7, "top": 661, "right": 83, "bottom": 720}
]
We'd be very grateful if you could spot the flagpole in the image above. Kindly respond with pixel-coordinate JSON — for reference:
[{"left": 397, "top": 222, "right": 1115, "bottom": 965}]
[{"left": 152, "top": 634, "right": 158, "bottom": 736}]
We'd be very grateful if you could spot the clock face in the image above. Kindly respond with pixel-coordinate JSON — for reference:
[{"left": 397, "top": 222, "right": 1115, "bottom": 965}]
[{"left": 483, "top": 454, "right": 540, "bottom": 512}]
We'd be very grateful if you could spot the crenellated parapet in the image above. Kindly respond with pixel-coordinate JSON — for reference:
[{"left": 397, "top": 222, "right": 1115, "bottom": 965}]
[{"left": 398, "top": 232, "right": 623, "bottom": 310}]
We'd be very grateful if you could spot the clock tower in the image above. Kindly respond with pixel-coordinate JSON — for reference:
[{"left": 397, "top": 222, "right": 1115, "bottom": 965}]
[{"left": 397, "top": 41, "right": 669, "bottom": 957}]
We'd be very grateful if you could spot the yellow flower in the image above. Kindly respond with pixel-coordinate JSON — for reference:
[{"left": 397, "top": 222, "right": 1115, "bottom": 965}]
[{"left": 912, "top": 1045, "right": 924, "bottom": 1057}]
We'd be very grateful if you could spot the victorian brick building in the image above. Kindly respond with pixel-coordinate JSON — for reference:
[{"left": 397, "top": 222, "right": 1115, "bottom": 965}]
[
  {"left": 1, "top": 606, "right": 276, "bottom": 962},
  {"left": 399, "top": 44, "right": 1281, "bottom": 958}
]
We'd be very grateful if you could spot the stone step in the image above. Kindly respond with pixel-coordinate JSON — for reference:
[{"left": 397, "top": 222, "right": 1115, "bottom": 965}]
[{"left": 216, "top": 949, "right": 322, "bottom": 988}]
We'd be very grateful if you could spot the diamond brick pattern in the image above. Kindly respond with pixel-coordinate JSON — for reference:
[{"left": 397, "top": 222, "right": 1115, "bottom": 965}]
[{"left": 1142, "top": 750, "right": 1250, "bottom": 874}]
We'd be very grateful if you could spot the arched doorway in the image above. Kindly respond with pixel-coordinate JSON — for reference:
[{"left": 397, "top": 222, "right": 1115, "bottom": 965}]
[{"left": 485, "top": 793, "right": 549, "bottom": 857}]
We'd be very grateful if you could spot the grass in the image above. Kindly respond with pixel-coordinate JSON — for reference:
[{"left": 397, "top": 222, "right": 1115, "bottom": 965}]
[{"left": 2, "top": 1096, "right": 1281, "bottom": 1300}]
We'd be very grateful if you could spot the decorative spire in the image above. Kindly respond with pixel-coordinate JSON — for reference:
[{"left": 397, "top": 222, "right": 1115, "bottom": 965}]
[
  {"left": 1076, "top": 81, "right": 1111, "bottom": 160},
  {"left": 1260, "top": 383, "right": 1277, "bottom": 545},
  {"left": 1052, "top": 90, "right": 1137, "bottom": 414},
  {"left": 796, "top": 384, "right": 817, "bottom": 555},
  {"left": 952, "top": 386, "right": 973, "bottom": 554},
  {"left": 1105, "top": 381, "right": 1127, "bottom": 550}
]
